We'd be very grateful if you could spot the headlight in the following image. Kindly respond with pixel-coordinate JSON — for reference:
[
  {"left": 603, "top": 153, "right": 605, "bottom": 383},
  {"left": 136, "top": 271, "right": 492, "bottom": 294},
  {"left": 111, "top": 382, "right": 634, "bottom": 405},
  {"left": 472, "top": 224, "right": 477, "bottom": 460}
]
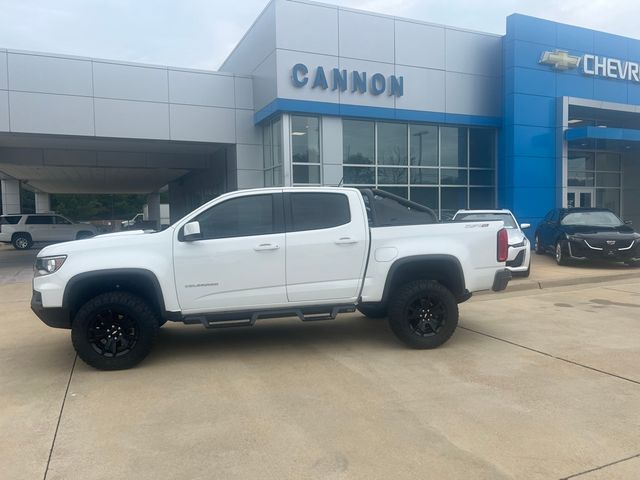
[
  {"left": 510, "top": 239, "right": 526, "bottom": 248},
  {"left": 566, "top": 235, "right": 582, "bottom": 242},
  {"left": 35, "top": 255, "right": 67, "bottom": 276}
]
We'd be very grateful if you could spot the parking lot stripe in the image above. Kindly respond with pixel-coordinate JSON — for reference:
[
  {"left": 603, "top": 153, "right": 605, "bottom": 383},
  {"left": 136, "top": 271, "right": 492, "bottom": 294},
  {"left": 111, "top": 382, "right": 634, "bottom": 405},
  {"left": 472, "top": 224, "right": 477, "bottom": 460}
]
[{"left": 559, "top": 452, "right": 640, "bottom": 479}]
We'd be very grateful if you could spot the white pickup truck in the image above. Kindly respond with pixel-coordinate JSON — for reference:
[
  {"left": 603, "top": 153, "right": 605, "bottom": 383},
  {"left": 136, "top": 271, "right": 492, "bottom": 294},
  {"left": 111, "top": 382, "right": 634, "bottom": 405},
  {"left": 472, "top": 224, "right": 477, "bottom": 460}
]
[{"left": 31, "top": 187, "right": 511, "bottom": 370}]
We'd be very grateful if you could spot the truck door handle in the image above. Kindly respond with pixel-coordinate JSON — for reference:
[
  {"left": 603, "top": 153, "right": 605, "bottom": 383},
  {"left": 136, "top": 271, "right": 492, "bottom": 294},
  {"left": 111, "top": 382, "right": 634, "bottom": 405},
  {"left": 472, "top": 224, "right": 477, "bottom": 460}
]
[
  {"left": 335, "top": 237, "right": 357, "bottom": 245},
  {"left": 254, "top": 243, "right": 280, "bottom": 251}
]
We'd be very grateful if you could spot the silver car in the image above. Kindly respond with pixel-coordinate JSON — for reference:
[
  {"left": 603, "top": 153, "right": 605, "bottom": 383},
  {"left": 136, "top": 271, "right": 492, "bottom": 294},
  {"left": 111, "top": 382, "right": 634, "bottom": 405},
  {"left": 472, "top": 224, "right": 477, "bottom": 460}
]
[{"left": 453, "top": 209, "right": 532, "bottom": 277}]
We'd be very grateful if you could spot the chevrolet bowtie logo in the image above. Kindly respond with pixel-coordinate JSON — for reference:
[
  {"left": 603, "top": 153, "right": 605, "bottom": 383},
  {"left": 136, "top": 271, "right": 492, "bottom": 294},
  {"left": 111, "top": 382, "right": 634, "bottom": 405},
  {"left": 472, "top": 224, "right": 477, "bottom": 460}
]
[{"left": 539, "top": 50, "right": 582, "bottom": 70}]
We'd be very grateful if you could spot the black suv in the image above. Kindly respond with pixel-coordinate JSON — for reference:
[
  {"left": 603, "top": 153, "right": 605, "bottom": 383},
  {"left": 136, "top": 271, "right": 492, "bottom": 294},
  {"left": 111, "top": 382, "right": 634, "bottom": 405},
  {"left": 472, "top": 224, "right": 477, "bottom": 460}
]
[{"left": 534, "top": 208, "right": 640, "bottom": 266}]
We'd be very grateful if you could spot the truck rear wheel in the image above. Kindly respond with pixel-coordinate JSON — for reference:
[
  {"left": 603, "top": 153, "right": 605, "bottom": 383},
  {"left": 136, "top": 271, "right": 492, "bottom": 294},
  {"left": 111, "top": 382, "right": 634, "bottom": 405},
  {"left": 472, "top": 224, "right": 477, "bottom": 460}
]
[
  {"left": 71, "top": 291, "right": 159, "bottom": 370},
  {"left": 387, "top": 280, "right": 458, "bottom": 349},
  {"left": 357, "top": 304, "right": 388, "bottom": 319}
]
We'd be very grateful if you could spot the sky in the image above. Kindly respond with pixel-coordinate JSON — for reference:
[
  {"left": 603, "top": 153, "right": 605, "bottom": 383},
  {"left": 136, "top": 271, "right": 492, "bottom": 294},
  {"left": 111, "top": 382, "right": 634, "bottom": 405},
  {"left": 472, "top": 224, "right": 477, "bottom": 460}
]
[{"left": 0, "top": 0, "right": 638, "bottom": 71}]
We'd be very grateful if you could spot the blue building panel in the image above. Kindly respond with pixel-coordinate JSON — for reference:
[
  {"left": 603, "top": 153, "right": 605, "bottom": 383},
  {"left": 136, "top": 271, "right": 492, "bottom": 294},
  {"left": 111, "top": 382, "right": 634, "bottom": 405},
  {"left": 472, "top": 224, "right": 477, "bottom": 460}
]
[
  {"left": 593, "top": 77, "right": 629, "bottom": 104},
  {"left": 508, "top": 155, "right": 557, "bottom": 188},
  {"left": 511, "top": 125, "right": 556, "bottom": 158},
  {"left": 507, "top": 14, "right": 556, "bottom": 46},
  {"left": 507, "top": 94, "right": 556, "bottom": 127},
  {"left": 593, "top": 30, "right": 630, "bottom": 58},
  {"left": 555, "top": 23, "right": 594, "bottom": 52},
  {"left": 509, "top": 67, "right": 556, "bottom": 97}
]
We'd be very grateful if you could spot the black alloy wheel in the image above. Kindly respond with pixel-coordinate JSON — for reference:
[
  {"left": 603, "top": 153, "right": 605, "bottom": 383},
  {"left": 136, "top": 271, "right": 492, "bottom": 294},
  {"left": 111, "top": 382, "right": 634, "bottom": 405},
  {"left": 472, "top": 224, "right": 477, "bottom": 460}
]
[
  {"left": 72, "top": 291, "right": 158, "bottom": 370},
  {"left": 406, "top": 295, "right": 446, "bottom": 337},
  {"left": 388, "top": 280, "right": 458, "bottom": 349},
  {"left": 87, "top": 308, "right": 139, "bottom": 357}
]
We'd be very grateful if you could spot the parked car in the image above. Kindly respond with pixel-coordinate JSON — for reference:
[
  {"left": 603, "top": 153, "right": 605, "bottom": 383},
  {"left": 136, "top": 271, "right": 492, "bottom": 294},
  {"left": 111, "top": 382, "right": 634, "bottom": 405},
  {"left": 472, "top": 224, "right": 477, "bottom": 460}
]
[
  {"left": 31, "top": 187, "right": 511, "bottom": 370},
  {"left": 534, "top": 208, "right": 640, "bottom": 266},
  {"left": 0, "top": 214, "right": 97, "bottom": 250},
  {"left": 453, "top": 209, "right": 532, "bottom": 277}
]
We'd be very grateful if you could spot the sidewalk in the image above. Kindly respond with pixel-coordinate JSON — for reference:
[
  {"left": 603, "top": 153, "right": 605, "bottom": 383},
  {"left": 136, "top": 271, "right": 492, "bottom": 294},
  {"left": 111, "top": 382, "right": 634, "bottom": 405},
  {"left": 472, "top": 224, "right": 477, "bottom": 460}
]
[{"left": 507, "top": 252, "right": 640, "bottom": 292}]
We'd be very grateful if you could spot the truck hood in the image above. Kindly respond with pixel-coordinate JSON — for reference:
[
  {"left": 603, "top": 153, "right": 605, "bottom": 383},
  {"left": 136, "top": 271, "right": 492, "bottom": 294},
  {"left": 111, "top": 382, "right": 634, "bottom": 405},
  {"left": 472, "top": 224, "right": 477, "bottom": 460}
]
[{"left": 37, "top": 228, "right": 168, "bottom": 257}]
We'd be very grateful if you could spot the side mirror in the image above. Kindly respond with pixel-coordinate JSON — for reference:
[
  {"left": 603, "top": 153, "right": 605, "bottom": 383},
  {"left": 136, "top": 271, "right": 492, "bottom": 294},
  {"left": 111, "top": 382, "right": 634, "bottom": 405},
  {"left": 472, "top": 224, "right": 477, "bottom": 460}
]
[
  {"left": 183, "top": 221, "right": 202, "bottom": 241},
  {"left": 520, "top": 223, "right": 531, "bottom": 230},
  {"left": 624, "top": 220, "right": 633, "bottom": 226}
]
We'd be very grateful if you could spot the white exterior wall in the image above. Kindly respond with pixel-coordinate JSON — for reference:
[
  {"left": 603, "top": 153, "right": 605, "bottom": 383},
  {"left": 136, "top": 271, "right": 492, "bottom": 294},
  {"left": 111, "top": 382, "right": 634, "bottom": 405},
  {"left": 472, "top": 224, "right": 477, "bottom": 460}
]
[{"left": 270, "top": 0, "right": 502, "bottom": 118}]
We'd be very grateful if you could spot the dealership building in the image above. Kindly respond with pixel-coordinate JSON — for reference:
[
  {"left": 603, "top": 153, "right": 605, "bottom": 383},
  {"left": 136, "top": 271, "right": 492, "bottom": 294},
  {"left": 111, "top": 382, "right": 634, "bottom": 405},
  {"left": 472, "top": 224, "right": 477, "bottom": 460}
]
[{"left": 1, "top": 0, "right": 640, "bottom": 229}]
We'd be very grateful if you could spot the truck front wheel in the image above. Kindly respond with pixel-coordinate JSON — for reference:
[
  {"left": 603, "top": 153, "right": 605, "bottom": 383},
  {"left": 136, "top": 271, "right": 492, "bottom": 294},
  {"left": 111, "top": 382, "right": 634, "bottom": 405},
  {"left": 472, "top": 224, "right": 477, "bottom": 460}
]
[
  {"left": 71, "top": 291, "right": 159, "bottom": 370},
  {"left": 388, "top": 280, "right": 458, "bottom": 349}
]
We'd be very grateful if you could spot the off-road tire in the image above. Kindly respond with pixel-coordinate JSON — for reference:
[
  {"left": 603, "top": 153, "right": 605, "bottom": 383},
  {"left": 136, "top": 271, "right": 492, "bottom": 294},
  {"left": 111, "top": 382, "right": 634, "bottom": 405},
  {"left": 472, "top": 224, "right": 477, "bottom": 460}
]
[
  {"left": 388, "top": 280, "right": 458, "bottom": 349},
  {"left": 357, "top": 304, "right": 388, "bottom": 319},
  {"left": 71, "top": 291, "right": 159, "bottom": 370},
  {"left": 12, "top": 233, "right": 32, "bottom": 250}
]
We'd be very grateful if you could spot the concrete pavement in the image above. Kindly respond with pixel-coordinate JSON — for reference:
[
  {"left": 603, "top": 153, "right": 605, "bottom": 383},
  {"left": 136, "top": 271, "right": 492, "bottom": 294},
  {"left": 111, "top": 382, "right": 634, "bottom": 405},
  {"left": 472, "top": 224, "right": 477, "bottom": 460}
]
[{"left": 2, "top": 272, "right": 640, "bottom": 479}]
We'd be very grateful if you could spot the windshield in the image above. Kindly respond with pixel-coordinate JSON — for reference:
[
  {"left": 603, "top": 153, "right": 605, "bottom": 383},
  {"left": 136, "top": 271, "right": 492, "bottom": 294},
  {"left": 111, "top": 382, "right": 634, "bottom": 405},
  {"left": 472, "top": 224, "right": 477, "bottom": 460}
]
[
  {"left": 561, "top": 211, "right": 623, "bottom": 227},
  {"left": 455, "top": 212, "right": 517, "bottom": 229}
]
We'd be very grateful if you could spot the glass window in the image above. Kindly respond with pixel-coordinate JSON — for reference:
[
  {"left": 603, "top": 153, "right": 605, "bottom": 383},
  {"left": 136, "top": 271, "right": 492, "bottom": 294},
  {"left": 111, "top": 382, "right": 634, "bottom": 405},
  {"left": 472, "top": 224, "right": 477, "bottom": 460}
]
[
  {"left": 272, "top": 118, "right": 283, "bottom": 168},
  {"left": 26, "top": 215, "right": 53, "bottom": 225},
  {"left": 596, "top": 172, "right": 620, "bottom": 187},
  {"left": 469, "top": 170, "right": 494, "bottom": 186},
  {"left": 0, "top": 215, "right": 22, "bottom": 225},
  {"left": 441, "top": 169, "right": 467, "bottom": 186},
  {"left": 291, "top": 116, "right": 320, "bottom": 163},
  {"left": 195, "top": 195, "right": 275, "bottom": 240},
  {"left": 455, "top": 211, "right": 515, "bottom": 228},
  {"left": 410, "top": 124, "right": 437, "bottom": 166},
  {"left": 568, "top": 152, "right": 595, "bottom": 171},
  {"left": 440, "top": 127, "right": 467, "bottom": 167},
  {"left": 293, "top": 165, "right": 321, "bottom": 184},
  {"left": 344, "top": 166, "right": 375, "bottom": 184},
  {"left": 380, "top": 186, "right": 408, "bottom": 199},
  {"left": 263, "top": 123, "right": 273, "bottom": 169},
  {"left": 343, "top": 119, "right": 374, "bottom": 165},
  {"left": 55, "top": 216, "right": 72, "bottom": 225},
  {"left": 469, "top": 128, "right": 494, "bottom": 168},
  {"left": 377, "top": 122, "right": 407, "bottom": 166},
  {"left": 561, "top": 210, "right": 623, "bottom": 226},
  {"left": 378, "top": 167, "right": 408, "bottom": 184},
  {"left": 568, "top": 172, "right": 595, "bottom": 187},
  {"left": 410, "top": 168, "right": 438, "bottom": 185},
  {"left": 469, "top": 188, "right": 496, "bottom": 210},
  {"left": 289, "top": 193, "right": 350, "bottom": 232},
  {"left": 596, "top": 152, "right": 621, "bottom": 171},
  {"left": 441, "top": 188, "right": 467, "bottom": 220},
  {"left": 410, "top": 187, "right": 438, "bottom": 211},
  {"left": 596, "top": 189, "right": 621, "bottom": 215},
  {"left": 263, "top": 117, "right": 284, "bottom": 187}
]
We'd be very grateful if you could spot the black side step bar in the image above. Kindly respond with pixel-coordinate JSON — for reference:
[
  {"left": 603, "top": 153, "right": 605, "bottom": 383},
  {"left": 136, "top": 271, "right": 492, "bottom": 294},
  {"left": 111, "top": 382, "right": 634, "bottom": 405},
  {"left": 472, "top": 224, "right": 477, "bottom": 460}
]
[{"left": 183, "top": 305, "right": 357, "bottom": 329}]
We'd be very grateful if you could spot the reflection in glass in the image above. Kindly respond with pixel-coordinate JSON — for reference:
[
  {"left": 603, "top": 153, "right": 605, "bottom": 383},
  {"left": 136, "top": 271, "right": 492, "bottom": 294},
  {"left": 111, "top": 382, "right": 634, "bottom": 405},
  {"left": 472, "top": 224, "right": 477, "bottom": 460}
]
[
  {"left": 291, "top": 116, "right": 320, "bottom": 163},
  {"left": 344, "top": 166, "right": 375, "bottom": 184},
  {"left": 378, "top": 167, "right": 408, "bottom": 184},
  {"left": 410, "top": 124, "right": 437, "bottom": 166},
  {"left": 441, "top": 127, "right": 467, "bottom": 167},
  {"left": 469, "top": 128, "right": 494, "bottom": 168},
  {"left": 378, "top": 122, "right": 408, "bottom": 165},
  {"left": 343, "top": 120, "right": 374, "bottom": 164}
]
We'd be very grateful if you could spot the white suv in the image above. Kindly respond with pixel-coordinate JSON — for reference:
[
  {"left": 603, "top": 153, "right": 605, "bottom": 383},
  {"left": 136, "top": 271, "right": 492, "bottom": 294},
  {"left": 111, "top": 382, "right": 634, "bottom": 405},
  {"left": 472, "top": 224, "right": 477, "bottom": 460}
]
[
  {"left": 453, "top": 209, "right": 532, "bottom": 277},
  {"left": 0, "top": 214, "right": 97, "bottom": 250}
]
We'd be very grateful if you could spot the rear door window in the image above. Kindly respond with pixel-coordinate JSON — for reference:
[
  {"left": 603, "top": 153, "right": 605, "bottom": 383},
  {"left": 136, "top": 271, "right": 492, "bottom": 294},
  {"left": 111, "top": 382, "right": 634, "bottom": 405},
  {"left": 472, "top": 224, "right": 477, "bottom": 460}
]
[
  {"left": 0, "top": 216, "right": 22, "bottom": 225},
  {"left": 288, "top": 193, "right": 351, "bottom": 232},
  {"left": 25, "top": 215, "right": 54, "bottom": 225}
]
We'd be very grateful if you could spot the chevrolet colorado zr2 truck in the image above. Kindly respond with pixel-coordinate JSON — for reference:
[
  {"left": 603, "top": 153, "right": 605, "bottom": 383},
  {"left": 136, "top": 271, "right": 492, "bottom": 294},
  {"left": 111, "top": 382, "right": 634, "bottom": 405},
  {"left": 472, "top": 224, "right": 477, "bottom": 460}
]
[{"left": 31, "top": 187, "right": 511, "bottom": 370}]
